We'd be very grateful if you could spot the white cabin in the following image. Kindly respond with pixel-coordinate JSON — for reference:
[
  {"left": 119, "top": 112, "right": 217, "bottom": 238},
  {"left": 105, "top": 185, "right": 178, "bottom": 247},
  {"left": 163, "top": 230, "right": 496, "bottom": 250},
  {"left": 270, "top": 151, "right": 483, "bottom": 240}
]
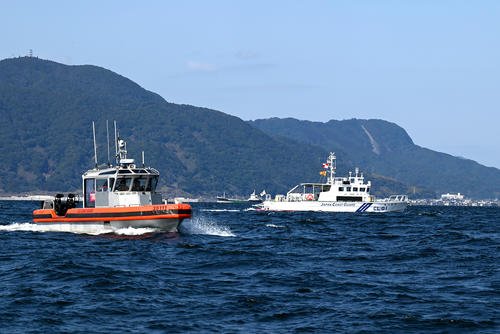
[
  {"left": 82, "top": 138, "right": 162, "bottom": 208},
  {"left": 280, "top": 153, "right": 374, "bottom": 203}
]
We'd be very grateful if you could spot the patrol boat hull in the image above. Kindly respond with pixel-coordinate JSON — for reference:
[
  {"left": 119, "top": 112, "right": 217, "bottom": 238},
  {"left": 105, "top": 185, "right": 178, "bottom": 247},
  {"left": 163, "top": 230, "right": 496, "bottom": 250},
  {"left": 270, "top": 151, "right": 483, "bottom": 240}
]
[
  {"left": 258, "top": 199, "right": 407, "bottom": 213},
  {"left": 33, "top": 204, "right": 191, "bottom": 232}
]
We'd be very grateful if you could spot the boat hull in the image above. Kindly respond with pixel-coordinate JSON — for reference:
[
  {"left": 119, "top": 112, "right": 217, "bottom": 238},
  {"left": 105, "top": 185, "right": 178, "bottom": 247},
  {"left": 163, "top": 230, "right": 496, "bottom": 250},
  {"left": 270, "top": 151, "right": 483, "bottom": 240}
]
[
  {"left": 33, "top": 204, "right": 192, "bottom": 232},
  {"left": 258, "top": 200, "right": 407, "bottom": 213}
]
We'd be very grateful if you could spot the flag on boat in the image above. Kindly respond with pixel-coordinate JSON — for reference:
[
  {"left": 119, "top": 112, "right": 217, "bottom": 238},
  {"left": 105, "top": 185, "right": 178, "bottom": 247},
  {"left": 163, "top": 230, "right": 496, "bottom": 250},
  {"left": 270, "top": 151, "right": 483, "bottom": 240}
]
[
  {"left": 322, "top": 163, "right": 329, "bottom": 168},
  {"left": 319, "top": 170, "right": 327, "bottom": 176}
]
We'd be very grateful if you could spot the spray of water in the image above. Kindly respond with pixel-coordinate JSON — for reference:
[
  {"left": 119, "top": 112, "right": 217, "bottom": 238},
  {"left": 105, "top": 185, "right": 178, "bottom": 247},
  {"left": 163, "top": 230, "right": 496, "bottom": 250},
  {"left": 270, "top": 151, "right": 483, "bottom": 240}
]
[{"left": 180, "top": 217, "right": 236, "bottom": 237}]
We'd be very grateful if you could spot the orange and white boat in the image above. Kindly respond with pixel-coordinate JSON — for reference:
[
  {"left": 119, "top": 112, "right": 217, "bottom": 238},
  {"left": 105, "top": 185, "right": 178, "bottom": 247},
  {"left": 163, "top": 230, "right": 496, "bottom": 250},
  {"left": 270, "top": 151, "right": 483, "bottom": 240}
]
[{"left": 33, "top": 123, "right": 191, "bottom": 232}]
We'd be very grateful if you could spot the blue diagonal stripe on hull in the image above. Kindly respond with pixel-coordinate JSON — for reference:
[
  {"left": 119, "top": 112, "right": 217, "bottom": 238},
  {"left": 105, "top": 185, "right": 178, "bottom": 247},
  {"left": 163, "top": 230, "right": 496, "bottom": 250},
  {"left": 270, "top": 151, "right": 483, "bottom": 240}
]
[
  {"left": 361, "top": 203, "right": 372, "bottom": 212},
  {"left": 356, "top": 203, "right": 368, "bottom": 213},
  {"left": 356, "top": 203, "right": 373, "bottom": 213}
]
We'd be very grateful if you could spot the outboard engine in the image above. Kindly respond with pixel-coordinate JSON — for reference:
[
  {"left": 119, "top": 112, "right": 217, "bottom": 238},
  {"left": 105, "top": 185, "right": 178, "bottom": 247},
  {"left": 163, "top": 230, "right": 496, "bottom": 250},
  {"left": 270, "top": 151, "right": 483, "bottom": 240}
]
[
  {"left": 66, "top": 193, "right": 77, "bottom": 210},
  {"left": 54, "top": 193, "right": 67, "bottom": 216}
]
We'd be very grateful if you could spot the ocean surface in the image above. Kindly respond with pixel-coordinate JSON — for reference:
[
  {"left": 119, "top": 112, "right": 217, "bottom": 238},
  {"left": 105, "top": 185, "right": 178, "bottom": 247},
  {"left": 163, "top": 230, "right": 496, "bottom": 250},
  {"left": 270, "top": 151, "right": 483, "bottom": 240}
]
[{"left": 0, "top": 201, "right": 498, "bottom": 333}]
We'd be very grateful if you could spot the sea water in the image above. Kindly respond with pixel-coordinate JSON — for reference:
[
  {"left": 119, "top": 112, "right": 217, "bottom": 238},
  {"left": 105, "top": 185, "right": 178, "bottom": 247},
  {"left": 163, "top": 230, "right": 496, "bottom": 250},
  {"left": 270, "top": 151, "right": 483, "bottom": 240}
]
[{"left": 0, "top": 201, "right": 498, "bottom": 333}]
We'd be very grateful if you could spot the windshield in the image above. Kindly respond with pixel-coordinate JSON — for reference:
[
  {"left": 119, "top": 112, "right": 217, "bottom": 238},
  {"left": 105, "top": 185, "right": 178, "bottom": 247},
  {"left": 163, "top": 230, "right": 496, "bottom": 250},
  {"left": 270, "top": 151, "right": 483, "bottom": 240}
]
[
  {"left": 114, "top": 176, "right": 158, "bottom": 192},
  {"left": 114, "top": 177, "right": 132, "bottom": 191}
]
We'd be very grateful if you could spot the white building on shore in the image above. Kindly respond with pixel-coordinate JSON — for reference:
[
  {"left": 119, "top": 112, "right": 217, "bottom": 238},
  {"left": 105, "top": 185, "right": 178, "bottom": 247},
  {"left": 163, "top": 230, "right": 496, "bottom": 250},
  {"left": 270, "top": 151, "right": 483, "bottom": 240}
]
[{"left": 441, "top": 193, "right": 464, "bottom": 201}]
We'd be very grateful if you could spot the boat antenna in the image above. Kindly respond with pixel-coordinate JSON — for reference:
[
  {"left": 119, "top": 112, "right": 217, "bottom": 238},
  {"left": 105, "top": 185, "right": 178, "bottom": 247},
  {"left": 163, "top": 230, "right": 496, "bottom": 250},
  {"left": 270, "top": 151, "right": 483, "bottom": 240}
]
[
  {"left": 92, "top": 121, "right": 98, "bottom": 168},
  {"left": 106, "top": 120, "right": 111, "bottom": 167},
  {"left": 142, "top": 151, "right": 145, "bottom": 167},
  {"left": 114, "top": 120, "right": 118, "bottom": 164}
]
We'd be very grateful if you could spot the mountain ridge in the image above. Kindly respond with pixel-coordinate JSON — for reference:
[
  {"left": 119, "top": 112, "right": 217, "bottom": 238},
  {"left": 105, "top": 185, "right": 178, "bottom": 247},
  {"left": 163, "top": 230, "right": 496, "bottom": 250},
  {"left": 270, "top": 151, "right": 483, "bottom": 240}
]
[
  {"left": 249, "top": 117, "right": 500, "bottom": 198},
  {"left": 1, "top": 57, "right": 498, "bottom": 199},
  {"left": 0, "top": 57, "right": 327, "bottom": 197}
]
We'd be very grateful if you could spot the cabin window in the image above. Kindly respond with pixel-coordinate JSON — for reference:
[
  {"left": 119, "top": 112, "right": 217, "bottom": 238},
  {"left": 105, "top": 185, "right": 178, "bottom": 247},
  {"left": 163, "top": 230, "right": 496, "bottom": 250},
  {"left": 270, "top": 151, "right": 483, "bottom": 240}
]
[
  {"left": 99, "top": 170, "right": 116, "bottom": 175},
  {"left": 347, "top": 187, "right": 351, "bottom": 192},
  {"left": 131, "top": 177, "right": 149, "bottom": 191},
  {"left": 337, "top": 196, "right": 363, "bottom": 202},
  {"left": 360, "top": 187, "right": 366, "bottom": 192},
  {"left": 133, "top": 169, "right": 147, "bottom": 174},
  {"left": 96, "top": 179, "right": 109, "bottom": 192},
  {"left": 353, "top": 187, "right": 358, "bottom": 192},
  {"left": 114, "top": 177, "right": 132, "bottom": 191},
  {"left": 367, "top": 187, "right": 370, "bottom": 192},
  {"left": 150, "top": 176, "right": 158, "bottom": 192},
  {"left": 339, "top": 187, "right": 344, "bottom": 192},
  {"left": 84, "top": 178, "right": 95, "bottom": 208},
  {"left": 322, "top": 185, "right": 331, "bottom": 192},
  {"left": 109, "top": 178, "right": 115, "bottom": 191}
]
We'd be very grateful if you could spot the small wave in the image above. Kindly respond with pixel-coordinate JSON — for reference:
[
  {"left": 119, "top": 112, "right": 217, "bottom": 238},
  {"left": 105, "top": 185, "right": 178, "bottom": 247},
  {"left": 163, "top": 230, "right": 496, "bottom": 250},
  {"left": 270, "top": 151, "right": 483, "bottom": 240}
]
[
  {"left": 0, "top": 223, "right": 158, "bottom": 236},
  {"left": 181, "top": 217, "right": 235, "bottom": 237},
  {"left": 200, "top": 209, "right": 241, "bottom": 212},
  {"left": 266, "top": 224, "right": 286, "bottom": 228}
]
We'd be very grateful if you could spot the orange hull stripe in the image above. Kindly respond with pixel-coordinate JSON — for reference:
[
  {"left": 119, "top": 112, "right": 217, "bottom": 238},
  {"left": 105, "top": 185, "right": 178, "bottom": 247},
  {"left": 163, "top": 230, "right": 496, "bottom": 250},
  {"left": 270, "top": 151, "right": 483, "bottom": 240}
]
[{"left": 33, "top": 214, "right": 190, "bottom": 223}]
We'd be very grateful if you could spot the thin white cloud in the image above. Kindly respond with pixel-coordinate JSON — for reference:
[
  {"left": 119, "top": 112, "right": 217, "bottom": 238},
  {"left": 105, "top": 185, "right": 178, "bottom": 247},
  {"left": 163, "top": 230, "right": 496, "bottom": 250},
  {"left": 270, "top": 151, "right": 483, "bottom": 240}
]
[
  {"left": 186, "top": 61, "right": 217, "bottom": 72},
  {"left": 235, "top": 50, "right": 259, "bottom": 60}
]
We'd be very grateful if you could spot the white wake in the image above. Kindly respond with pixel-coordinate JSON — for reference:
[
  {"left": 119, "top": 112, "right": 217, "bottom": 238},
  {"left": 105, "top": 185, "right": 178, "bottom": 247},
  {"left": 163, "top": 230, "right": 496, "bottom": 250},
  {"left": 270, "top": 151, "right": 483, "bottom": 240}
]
[
  {"left": 0, "top": 223, "right": 158, "bottom": 236},
  {"left": 200, "top": 209, "right": 241, "bottom": 212}
]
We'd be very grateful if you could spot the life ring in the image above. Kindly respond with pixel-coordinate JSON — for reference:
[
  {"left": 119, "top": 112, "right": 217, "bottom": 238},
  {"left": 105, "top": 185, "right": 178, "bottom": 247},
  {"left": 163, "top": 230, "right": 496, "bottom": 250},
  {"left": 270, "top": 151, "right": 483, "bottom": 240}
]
[{"left": 305, "top": 193, "right": 314, "bottom": 201}]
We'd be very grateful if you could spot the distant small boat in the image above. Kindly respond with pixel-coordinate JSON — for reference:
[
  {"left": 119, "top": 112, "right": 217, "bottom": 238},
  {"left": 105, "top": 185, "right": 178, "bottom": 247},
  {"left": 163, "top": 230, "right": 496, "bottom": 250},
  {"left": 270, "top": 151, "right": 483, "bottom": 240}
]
[
  {"left": 173, "top": 197, "right": 199, "bottom": 204},
  {"left": 216, "top": 192, "right": 246, "bottom": 204},
  {"left": 247, "top": 190, "right": 264, "bottom": 203}
]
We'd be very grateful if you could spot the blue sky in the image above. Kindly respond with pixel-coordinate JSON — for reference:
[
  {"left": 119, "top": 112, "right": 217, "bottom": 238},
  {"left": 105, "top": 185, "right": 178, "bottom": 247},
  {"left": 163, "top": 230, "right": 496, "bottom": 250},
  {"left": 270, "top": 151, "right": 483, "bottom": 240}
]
[{"left": 2, "top": 1, "right": 500, "bottom": 168}]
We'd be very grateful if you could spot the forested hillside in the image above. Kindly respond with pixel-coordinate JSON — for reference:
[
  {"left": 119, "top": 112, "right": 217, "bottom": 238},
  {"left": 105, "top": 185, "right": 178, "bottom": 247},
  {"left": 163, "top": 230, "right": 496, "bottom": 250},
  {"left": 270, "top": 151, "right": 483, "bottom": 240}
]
[
  {"left": 250, "top": 118, "right": 500, "bottom": 198},
  {"left": 1, "top": 57, "right": 498, "bottom": 198},
  {"left": 0, "top": 57, "right": 326, "bottom": 196}
]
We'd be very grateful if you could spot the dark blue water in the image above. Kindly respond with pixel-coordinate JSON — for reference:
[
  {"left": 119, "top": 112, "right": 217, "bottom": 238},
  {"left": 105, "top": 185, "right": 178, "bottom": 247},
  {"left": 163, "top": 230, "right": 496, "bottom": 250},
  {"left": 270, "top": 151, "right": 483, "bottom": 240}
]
[{"left": 0, "top": 201, "right": 498, "bottom": 333}]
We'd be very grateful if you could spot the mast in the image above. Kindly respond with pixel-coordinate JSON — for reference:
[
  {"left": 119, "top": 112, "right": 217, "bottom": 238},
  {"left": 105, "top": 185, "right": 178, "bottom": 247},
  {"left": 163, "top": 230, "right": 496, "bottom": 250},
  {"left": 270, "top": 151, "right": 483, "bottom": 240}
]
[
  {"left": 328, "top": 152, "right": 336, "bottom": 185},
  {"left": 106, "top": 120, "right": 111, "bottom": 167},
  {"left": 114, "top": 120, "right": 118, "bottom": 164},
  {"left": 92, "top": 121, "right": 98, "bottom": 168}
]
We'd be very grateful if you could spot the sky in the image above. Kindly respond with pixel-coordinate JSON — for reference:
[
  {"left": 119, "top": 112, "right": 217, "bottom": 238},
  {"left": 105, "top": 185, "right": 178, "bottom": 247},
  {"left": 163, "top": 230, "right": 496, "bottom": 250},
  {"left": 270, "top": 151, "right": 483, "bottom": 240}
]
[{"left": 2, "top": 1, "right": 499, "bottom": 168}]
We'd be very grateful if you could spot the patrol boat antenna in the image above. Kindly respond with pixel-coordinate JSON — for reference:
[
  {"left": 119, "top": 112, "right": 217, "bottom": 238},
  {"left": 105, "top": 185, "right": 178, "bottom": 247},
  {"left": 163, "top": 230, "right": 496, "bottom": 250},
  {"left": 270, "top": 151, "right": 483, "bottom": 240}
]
[
  {"left": 92, "top": 121, "right": 98, "bottom": 169},
  {"left": 114, "top": 120, "right": 118, "bottom": 163},
  {"left": 106, "top": 120, "right": 111, "bottom": 167}
]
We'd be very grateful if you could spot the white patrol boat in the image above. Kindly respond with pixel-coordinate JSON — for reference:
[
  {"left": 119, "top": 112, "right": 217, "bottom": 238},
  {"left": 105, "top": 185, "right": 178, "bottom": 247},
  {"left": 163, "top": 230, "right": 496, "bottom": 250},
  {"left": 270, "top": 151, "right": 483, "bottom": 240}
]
[{"left": 257, "top": 152, "right": 407, "bottom": 213}]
